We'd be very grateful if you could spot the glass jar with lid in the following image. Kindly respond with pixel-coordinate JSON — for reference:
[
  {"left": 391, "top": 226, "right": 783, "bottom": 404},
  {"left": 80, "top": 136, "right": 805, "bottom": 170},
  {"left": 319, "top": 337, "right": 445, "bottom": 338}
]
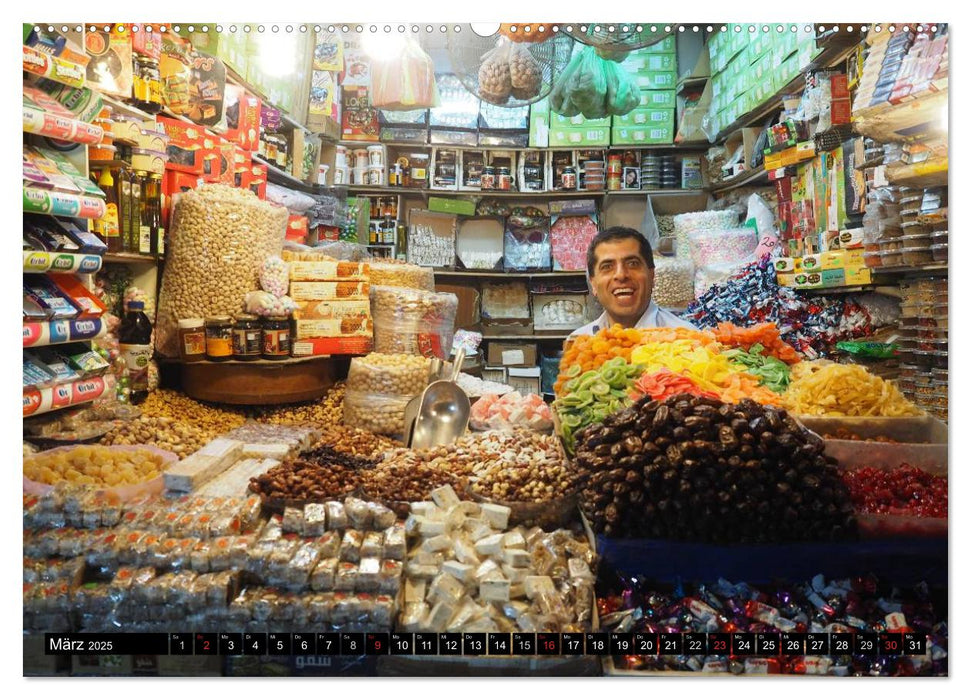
[
  {"left": 232, "top": 314, "right": 262, "bottom": 360},
  {"left": 205, "top": 316, "right": 233, "bottom": 361},
  {"left": 132, "top": 55, "right": 163, "bottom": 114},
  {"left": 262, "top": 317, "right": 291, "bottom": 360},
  {"left": 178, "top": 318, "right": 206, "bottom": 363}
]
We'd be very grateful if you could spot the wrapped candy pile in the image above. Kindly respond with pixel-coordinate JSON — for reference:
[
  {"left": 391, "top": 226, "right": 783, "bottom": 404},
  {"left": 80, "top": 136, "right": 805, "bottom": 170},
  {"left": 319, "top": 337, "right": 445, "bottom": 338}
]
[
  {"left": 683, "top": 258, "right": 873, "bottom": 359},
  {"left": 599, "top": 573, "right": 947, "bottom": 676}
]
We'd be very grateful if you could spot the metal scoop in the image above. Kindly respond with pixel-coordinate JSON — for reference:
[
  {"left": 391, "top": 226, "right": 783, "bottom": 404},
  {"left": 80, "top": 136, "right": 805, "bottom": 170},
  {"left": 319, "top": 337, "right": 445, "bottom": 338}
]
[
  {"left": 403, "top": 358, "right": 441, "bottom": 447},
  {"left": 410, "top": 349, "right": 470, "bottom": 450}
]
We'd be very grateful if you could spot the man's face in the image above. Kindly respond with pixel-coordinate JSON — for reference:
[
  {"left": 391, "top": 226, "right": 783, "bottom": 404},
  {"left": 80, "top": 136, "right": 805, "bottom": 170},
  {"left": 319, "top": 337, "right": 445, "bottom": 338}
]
[{"left": 590, "top": 237, "right": 654, "bottom": 327}]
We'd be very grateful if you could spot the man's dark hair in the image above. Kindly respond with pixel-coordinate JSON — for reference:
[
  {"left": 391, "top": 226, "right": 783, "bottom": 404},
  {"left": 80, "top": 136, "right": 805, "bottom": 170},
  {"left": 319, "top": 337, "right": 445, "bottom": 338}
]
[{"left": 586, "top": 226, "right": 655, "bottom": 278}]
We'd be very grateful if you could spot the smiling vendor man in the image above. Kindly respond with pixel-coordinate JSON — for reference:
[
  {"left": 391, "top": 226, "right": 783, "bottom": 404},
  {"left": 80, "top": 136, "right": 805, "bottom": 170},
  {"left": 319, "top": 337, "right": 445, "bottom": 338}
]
[{"left": 569, "top": 226, "right": 697, "bottom": 339}]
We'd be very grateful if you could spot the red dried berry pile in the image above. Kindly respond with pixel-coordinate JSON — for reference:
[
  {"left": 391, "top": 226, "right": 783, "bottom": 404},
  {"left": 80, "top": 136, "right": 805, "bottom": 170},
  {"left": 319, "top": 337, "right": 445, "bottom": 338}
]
[{"left": 843, "top": 465, "right": 947, "bottom": 518}]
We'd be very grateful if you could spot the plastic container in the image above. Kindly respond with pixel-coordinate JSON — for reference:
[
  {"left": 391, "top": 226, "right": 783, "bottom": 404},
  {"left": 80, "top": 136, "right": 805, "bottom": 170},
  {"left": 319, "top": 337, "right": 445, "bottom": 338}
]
[
  {"left": 900, "top": 208, "right": 921, "bottom": 224},
  {"left": 878, "top": 220, "right": 903, "bottom": 237},
  {"left": 930, "top": 243, "right": 948, "bottom": 263},
  {"left": 89, "top": 143, "right": 117, "bottom": 161},
  {"left": 901, "top": 246, "right": 934, "bottom": 266},
  {"left": 879, "top": 250, "right": 903, "bottom": 267},
  {"left": 878, "top": 237, "right": 902, "bottom": 252},
  {"left": 863, "top": 246, "right": 882, "bottom": 268},
  {"left": 899, "top": 194, "right": 923, "bottom": 208},
  {"left": 901, "top": 222, "right": 930, "bottom": 237},
  {"left": 930, "top": 229, "right": 949, "bottom": 244},
  {"left": 900, "top": 233, "right": 932, "bottom": 249}
]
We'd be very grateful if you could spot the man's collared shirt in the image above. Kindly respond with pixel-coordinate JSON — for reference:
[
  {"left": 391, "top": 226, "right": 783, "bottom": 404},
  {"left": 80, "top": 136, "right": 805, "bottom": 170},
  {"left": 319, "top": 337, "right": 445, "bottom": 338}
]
[{"left": 568, "top": 300, "right": 697, "bottom": 340}]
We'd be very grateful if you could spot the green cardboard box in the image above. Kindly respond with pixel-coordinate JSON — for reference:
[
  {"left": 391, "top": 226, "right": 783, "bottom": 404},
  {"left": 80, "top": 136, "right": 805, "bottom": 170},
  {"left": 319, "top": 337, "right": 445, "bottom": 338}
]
[
  {"left": 612, "top": 108, "right": 675, "bottom": 130},
  {"left": 549, "top": 113, "right": 612, "bottom": 129},
  {"left": 643, "top": 36, "right": 677, "bottom": 54},
  {"left": 638, "top": 90, "right": 677, "bottom": 110},
  {"left": 548, "top": 125, "right": 610, "bottom": 147},
  {"left": 631, "top": 71, "right": 677, "bottom": 90},
  {"left": 821, "top": 268, "right": 847, "bottom": 287},
  {"left": 428, "top": 196, "right": 476, "bottom": 216},
  {"left": 622, "top": 52, "right": 677, "bottom": 73},
  {"left": 611, "top": 124, "right": 675, "bottom": 145}
]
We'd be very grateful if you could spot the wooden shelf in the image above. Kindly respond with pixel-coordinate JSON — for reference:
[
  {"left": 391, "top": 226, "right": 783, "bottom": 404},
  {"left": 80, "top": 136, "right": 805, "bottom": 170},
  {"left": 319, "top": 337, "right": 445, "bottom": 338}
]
[
  {"left": 180, "top": 355, "right": 341, "bottom": 405},
  {"left": 434, "top": 270, "right": 586, "bottom": 279},
  {"left": 872, "top": 263, "right": 948, "bottom": 279},
  {"left": 677, "top": 76, "right": 709, "bottom": 93},
  {"left": 480, "top": 333, "right": 571, "bottom": 341},
  {"left": 346, "top": 141, "right": 709, "bottom": 152},
  {"left": 24, "top": 374, "right": 113, "bottom": 417},
  {"left": 852, "top": 90, "right": 948, "bottom": 144},
  {"left": 103, "top": 253, "right": 164, "bottom": 265},
  {"left": 23, "top": 251, "right": 102, "bottom": 275},
  {"left": 885, "top": 157, "right": 948, "bottom": 188},
  {"left": 346, "top": 185, "right": 704, "bottom": 198},
  {"left": 252, "top": 154, "right": 315, "bottom": 190},
  {"left": 710, "top": 166, "right": 769, "bottom": 193}
]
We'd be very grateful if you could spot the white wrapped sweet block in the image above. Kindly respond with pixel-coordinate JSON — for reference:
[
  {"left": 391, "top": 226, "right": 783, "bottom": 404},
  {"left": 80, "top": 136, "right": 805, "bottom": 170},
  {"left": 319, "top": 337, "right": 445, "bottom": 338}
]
[
  {"left": 502, "top": 531, "right": 526, "bottom": 550},
  {"left": 501, "top": 600, "right": 530, "bottom": 620},
  {"left": 406, "top": 562, "right": 440, "bottom": 579},
  {"left": 422, "top": 535, "right": 453, "bottom": 553},
  {"left": 480, "top": 503, "right": 511, "bottom": 530},
  {"left": 415, "top": 552, "right": 444, "bottom": 567},
  {"left": 501, "top": 564, "right": 528, "bottom": 584},
  {"left": 475, "top": 559, "right": 500, "bottom": 582},
  {"left": 241, "top": 443, "right": 291, "bottom": 460},
  {"left": 464, "top": 617, "right": 500, "bottom": 633},
  {"left": 419, "top": 519, "right": 446, "bottom": 537},
  {"left": 442, "top": 560, "right": 474, "bottom": 583},
  {"left": 465, "top": 519, "right": 493, "bottom": 542},
  {"left": 480, "top": 572, "right": 510, "bottom": 602},
  {"left": 401, "top": 602, "right": 428, "bottom": 632},
  {"left": 429, "top": 572, "right": 466, "bottom": 606},
  {"left": 446, "top": 599, "right": 481, "bottom": 632},
  {"left": 509, "top": 583, "right": 526, "bottom": 599},
  {"left": 410, "top": 502, "right": 437, "bottom": 517},
  {"left": 453, "top": 538, "right": 481, "bottom": 566},
  {"left": 503, "top": 549, "right": 531, "bottom": 568},
  {"left": 525, "top": 575, "right": 555, "bottom": 600},
  {"left": 404, "top": 578, "right": 426, "bottom": 603},
  {"left": 426, "top": 601, "right": 457, "bottom": 631},
  {"left": 568, "top": 557, "right": 594, "bottom": 581},
  {"left": 431, "top": 485, "right": 461, "bottom": 510},
  {"left": 405, "top": 514, "right": 424, "bottom": 536},
  {"left": 445, "top": 507, "right": 467, "bottom": 532},
  {"left": 164, "top": 438, "right": 244, "bottom": 492},
  {"left": 474, "top": 533, "right": 504, "bottom": 557}
]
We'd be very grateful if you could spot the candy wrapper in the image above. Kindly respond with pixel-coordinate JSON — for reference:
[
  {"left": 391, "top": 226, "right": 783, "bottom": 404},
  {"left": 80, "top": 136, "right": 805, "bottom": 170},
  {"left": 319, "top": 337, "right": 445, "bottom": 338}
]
[
  {"left": 684, "top": 258, "right": 873, "bottom": 360},
  {"left": 260, "top": 256, "right": 290, "bottom": 298}
]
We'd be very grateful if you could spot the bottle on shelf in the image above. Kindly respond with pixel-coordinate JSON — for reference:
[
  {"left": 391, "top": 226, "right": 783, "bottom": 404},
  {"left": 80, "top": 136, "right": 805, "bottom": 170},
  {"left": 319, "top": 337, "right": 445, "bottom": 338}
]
[
  {"left": 112, "top": 354, "right": 130, "bottom": 405},
  {"left": 118, "top": 300, "right": 153, "bottom": 404},
  {"left": 118, "top": 163, "right": 133, "bottom": 253},
  {"left": 131, "top": 170, "right": 147, "bottom": 255},
  {"left": 144, "top": 173, "right": 164, "bottom": 256},
  {"left": 96, "top": 168, "right": 122, "bottom": 252}
]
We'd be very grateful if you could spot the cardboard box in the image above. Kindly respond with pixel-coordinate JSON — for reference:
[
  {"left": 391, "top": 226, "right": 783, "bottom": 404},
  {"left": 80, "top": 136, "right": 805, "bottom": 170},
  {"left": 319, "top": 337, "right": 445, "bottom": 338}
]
[
  {"left": 341, "top": 86, "right": 380, "bottom": 142},
  {"left": 548, "top": 126, "right": 610, "bottom": 147},
  {"left": 843, "top": 248, "right": 865, "bottom": 267},
  {"left": 800, "top": 255, "right": 821, "bottom": 272},
  {"left": 776, "top": 272, "right": 796, "bottom": 287},
  {"left": 773, "top": 257, "right": 796, "bottom": 273},
  {"left": 481, "top": 366, "right": 508, "bottom": 384},
  {"left": 156, "top": 116, "right": 205, "bottom": 174},
  {"left": 286, "top": 215, "right": 309, "bottom": 244},
  {"left": 292, "top": 336, "right": 373, "bottom": 356},
  {"left": 638, "top": 90, "right": 677, "bottom": 110},
  {"left": 622, "top": 52, "right": 677, "bottom": 73},
  {"left": 794, "top": 271, "right": 823, "bottom": 288},
  {"left": 723, "top": 127, "right": 762, "bottom": 173},
  {"left": 550, "top": 113, "right": 612, "bottom": 129},
  {"left": 435, "top": 283, "right": 481, "bottom": 329},
  {"left": 292, "top": 299, "right": 371, "bottom": 320},
  {"left": 819, "top": 251, "right": 846, "bottom": 270},
  {"left": 487, "top": 342, "right": 537, "bottom": 367},
  {"left": 844, "top": 266, "right": 872, "bottom": 285},
  {"left": 481, "top": 318, "right": 534, "bottom": 336},
  {"left": 612, "top": 108, "right": 675, "bottom": 130},
  {"left": 407, "top": 209, "right": 457, "bottom": 268},
  {"left": 291, "top": 130, "right": 323, "bottom": 183},
  {"left": 532, "top": 293, "right": 587, "bottom": 331},
  {"left": 611, "top": 125, "right": 674, "bottom": 145},
  {"left": 289, "top": 281, "right": 370, "bottom": 301},
  {"left": 286, "top": 259, "right": 370, "bottom": 281},
  {"left": 428, "top": 196, "right": 476, "bottom": 216},
  {"left": 294, "top": 316, "right": 373, "bottom": 339},
  {"left": 507, "top": 366, "right": 542, "bottom": 394},
  {"left": 223, "top": 85, "right": 261, "bottom": 152},
  {"left": 161, "top": 170, "right": 202, "bottom": 226},
  {"left": 821, "top": 268, "right": 846, "bottom": 287},
  {"left": 245, "top": 163, "right": 267, "bottom": 200},
  {"left": 481, "top": 281, "right": 530, "bottom": 320},
  {"left": 631, "top": 71, "right": 677, "bottom": 90}
]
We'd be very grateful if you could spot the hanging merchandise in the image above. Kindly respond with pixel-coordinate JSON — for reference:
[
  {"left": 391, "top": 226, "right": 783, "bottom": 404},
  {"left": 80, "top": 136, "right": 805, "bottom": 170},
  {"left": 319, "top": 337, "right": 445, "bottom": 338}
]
[
  {"left": 549, "top": 45, "right": 639, "bottom": 119},
  {"left": 477, "top": 38, "right": 514, "bottom": 105},
  {"left": 509, "top": 43, "right": 543, "bottom": 101},
  {"left": 370, "top": 37, "right": 440, "bottom": 111}
]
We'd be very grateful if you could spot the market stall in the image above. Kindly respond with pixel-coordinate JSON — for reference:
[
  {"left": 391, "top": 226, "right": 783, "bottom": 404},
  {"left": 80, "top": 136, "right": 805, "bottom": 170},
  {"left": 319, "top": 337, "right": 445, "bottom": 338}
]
[{"left": 22, "top": 21, "right": 947, "bottom": 679}]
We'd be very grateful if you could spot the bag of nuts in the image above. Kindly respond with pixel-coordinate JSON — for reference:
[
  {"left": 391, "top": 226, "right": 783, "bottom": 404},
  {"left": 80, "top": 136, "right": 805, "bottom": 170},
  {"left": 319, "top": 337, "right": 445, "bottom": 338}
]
[
  {"left": 370, "top": 286, "right": 458, "bottom": 359},
  {"left": 155, "top": 184, "right": 289, "bottom": 357},
  {"left": 368, "top": 260, "right": 435, "bottom": 291},
  {"left": 346, "top": 354, "right": 432, "bottom": 397},
  {"left": 342, "top": 390, "right": 414, "bottom": 438},
  {"left": 477, "top": 38, "right": 514, "bottom": 105}
]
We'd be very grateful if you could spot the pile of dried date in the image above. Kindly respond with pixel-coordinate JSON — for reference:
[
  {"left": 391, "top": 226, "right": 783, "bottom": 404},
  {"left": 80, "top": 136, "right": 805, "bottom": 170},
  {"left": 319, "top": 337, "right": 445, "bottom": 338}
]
[
  {"left": 248, "top": 459, "right": 361, "bottom": 502},
  {"left": 573, "top": 394, "right": 857, "bottom": 543}
]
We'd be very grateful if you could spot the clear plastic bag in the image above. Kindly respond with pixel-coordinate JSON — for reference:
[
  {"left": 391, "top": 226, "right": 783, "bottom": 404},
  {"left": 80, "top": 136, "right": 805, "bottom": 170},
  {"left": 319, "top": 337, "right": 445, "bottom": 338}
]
[
  {"left": 509, "top": 42, "right": 542, "bottom": 101},
  {"left": 672, "top": 209, "right": 740, "bottom": 258},
  {"left": 370, "top": 286, "right": 458, "bottom": 359},
  {"left": 345, "top": 353, "right": 431, "bottom": 396},
  {"left": 369, "top": 260, "right": 435, "bottom": 291},
  {"left": 550, "top": 46, "right": 607, "bottom": 118},
  {"left": 652, "top": 256, "right": 695, "bottom": 307},
  {"left": 260, "top": 256, "right": 290, "bottom": 297},
  {"left": 265, "top": 183, "right": 316, "bottom": 215},
  {"left": 243, "top": 291, "right": 297, "bottom": 318},
  {"left": 687, "top": 226, "right": 757, "bottom": 269},
  {"left": 342, "top": 390, "right": 414, "bottom": 437},
  {"left": 478, "top": 37, "right": 514, "bottom": 105},
  {"left": 371, "top": 37, "right": 440, "bottom": 110},
  {"left": 156, "top": 184, "right": 288, "bottom": 356}
]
